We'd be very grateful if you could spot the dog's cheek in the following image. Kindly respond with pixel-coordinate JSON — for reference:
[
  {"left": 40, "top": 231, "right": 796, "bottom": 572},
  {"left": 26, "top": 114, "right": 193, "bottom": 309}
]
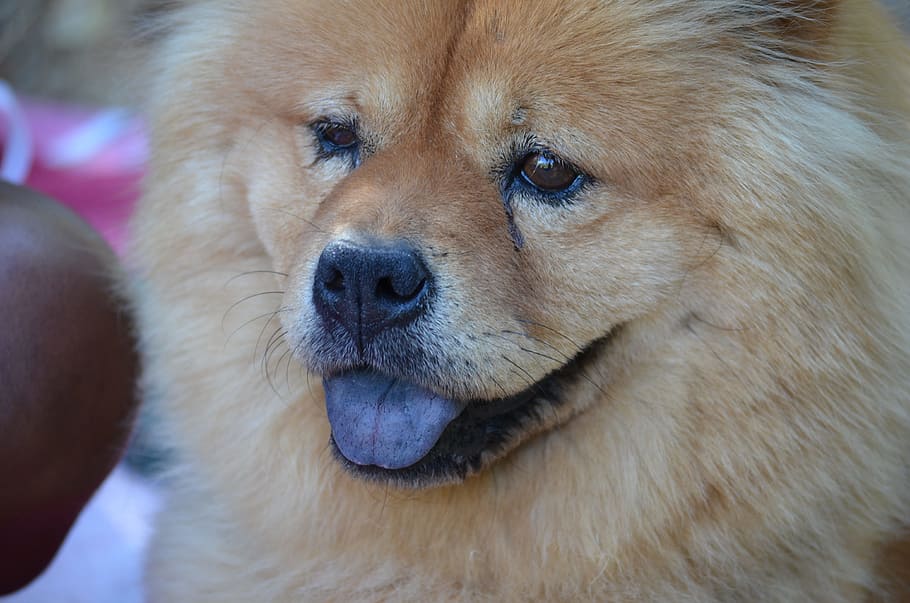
[
  {"left": 241, "top": 122, "right": 336, "bottom": 275},
  {"left": 519, "top": 207, "right": 699, "bottom": 338}
]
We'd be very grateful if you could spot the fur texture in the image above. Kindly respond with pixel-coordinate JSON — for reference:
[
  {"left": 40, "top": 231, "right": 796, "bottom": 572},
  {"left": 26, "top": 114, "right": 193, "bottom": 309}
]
[{"left": 129, "top": 0, "right": 910, "bottom": 600}]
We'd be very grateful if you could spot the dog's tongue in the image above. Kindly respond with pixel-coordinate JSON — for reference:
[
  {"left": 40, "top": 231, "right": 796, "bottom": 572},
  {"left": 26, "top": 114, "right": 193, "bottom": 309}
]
[{"left": 323, "top": 371, "right": 466, "bottom": 470}]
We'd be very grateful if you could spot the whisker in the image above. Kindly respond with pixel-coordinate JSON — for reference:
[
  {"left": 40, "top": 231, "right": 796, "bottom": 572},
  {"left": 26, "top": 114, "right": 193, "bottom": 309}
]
[
  {"left": 500, "top": 354, "right": 538, "bottom": 388},
  {"left": 273, "top": 346, "right": 293, "bottom": 394},
  {"left": 488, "top": 374, "right": 509, "bottom": 398},
  {"left": 485, "top": 331, "right": 564, "bottom": 365},
  {"left": 224, "top": 306, "right": 291, "bottom": 346},
  {"left": 514, "top": 318, "right": 586, "bottom": 354},
  {"left": 500, "top": 354, "right": 565, "bottom": 428},
  {"left": 283, "top": 344, "right": 300, "bottom": 393},
  {"left": 285, "top": 337, "right": 322, "bottom": 406},
  {"left": 261, "top": 327, "right": 288, "bottom": 396},
  {"left": 222, "top": 290, "right": 285, "bottom": 328},
  {"left": 263, "top": 328, "right": 286, "bottom": 364},
  {"left": 501, "top": 329, "right": 573, "bottom": 362},
  {"left": 266, "top": 206, "right": 330, "bottom": 236},
  {"left": 497, "top": 328, "right": 610, "bottom": 398},
  {"left": 224, "top": 270, "right": 289, "bottom": 288}
]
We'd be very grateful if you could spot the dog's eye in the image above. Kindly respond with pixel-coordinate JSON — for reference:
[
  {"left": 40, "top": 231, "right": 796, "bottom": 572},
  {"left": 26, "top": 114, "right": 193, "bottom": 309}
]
[
  {"left": 312, "top": 119, "right": 361, "bottom": 166},
  {"left": 519, "top": 152, "right": 580, "bottom": 193},
  {"left": 321, "top": 123, "right": 357, "bottom": 148}
]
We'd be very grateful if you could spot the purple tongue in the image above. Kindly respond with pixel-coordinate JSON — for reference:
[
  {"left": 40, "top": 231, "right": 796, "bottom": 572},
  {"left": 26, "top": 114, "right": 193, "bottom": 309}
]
[{"left": 323, "top": 371, "right": 466, "bottom": 470}]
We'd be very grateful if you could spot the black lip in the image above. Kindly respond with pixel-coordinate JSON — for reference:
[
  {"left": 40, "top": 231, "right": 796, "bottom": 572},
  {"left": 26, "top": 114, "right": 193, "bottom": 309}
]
[{"left": 328, "top": 329, "right": 615, "bottom": 489}]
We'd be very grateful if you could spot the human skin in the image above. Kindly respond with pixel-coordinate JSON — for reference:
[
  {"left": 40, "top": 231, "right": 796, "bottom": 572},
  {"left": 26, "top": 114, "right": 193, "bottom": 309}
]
[{"left": 0, "top": 181, "right": 138, "bottom": 594}]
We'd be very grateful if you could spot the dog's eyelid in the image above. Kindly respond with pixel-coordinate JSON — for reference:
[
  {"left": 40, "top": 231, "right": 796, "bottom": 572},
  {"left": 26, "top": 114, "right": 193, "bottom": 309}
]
[
  {"left": 310, "top": 115, "right": 359, "bottom": 136},
  {"left": 504, "top": 133, "right": 591, "bottom": 175}
]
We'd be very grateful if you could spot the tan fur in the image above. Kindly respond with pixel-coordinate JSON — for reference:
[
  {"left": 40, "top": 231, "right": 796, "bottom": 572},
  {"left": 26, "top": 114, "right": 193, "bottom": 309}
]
[{"left": 128, "top": 0, "right": 910, "bottom": 600}]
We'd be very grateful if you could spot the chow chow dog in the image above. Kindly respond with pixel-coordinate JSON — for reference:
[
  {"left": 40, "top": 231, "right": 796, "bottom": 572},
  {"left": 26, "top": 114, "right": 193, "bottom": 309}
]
[{"left": 128, "top": 0, "right": 910, "bottom": 600}]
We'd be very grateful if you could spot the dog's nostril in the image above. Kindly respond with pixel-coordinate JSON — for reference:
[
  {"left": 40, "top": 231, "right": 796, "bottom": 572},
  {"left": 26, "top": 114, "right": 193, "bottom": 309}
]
[
  {"left": 325, "top": 269, "right": 345, "bottom": 293},
  {"left": 376, "top": 276, "right": 426, "bottom": 302}
]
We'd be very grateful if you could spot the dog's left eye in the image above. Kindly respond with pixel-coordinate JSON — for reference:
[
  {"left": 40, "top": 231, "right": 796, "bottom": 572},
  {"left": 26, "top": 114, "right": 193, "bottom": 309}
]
[
  {"left": 312, "top": 120, "right": 360, "bottom": 165},
  {"left": 320, "top": 123, "right": 357, "bottom": 148}
]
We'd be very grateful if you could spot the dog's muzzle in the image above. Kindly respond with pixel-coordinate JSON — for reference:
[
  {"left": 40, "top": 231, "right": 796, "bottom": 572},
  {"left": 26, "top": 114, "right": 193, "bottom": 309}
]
[{"left": 313, "top": 238, "right": 460, "bottom": 470}]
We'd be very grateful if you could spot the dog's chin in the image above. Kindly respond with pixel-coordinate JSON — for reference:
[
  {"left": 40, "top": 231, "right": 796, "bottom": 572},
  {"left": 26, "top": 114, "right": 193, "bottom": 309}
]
[{"left": 324, "top": 330, "right": 616, "bottom": 489}]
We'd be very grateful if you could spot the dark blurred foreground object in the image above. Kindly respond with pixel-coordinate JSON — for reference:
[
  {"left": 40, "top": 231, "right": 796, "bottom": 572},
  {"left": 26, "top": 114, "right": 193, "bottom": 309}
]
[{"left": 0, "top": 181, "right": 138, "bottom": 594}]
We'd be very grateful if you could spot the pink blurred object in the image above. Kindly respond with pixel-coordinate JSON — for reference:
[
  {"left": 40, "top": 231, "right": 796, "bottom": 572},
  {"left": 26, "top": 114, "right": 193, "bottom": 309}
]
[{"left": 0, "top": 82, "right": 146, "bottom": 253}]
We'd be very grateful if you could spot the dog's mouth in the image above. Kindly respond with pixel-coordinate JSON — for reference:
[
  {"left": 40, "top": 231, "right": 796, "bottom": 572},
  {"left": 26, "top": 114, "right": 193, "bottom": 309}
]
[{"left": 323, "top": 331, "right": 614, "bottom": 488}]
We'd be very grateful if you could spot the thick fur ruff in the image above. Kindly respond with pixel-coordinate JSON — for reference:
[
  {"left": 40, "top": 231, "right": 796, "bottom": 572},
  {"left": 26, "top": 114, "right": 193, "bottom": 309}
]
[{"left": 129, "top": 0, "right": 910, "bottom": 600}]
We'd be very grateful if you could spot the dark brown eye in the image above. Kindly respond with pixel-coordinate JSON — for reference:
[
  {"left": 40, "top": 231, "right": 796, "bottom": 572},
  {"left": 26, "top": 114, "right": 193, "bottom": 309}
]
[
  {"left": 519, "top": 152, "right": 578, "bottom": 192},
  {"left": 321, "top": 123, "right": 357, "bottom": 148}
]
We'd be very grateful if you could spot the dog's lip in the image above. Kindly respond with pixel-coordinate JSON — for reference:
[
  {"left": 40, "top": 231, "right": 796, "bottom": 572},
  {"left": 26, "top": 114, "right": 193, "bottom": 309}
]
[{"left": 324, "top": 328, "right": 616, "bottom": 488}]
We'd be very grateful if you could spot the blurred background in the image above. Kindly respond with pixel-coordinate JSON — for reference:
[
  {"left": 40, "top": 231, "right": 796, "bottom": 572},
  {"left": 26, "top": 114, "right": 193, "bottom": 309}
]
[{"left": 0, "top": 0, "right": 148, "bottom": 105}]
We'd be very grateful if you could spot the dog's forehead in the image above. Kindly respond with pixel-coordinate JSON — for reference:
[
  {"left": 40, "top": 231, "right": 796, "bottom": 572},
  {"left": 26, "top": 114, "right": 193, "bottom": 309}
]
[
  {"left": 222, "top": 0, "right": 709, "bottom": 175},
  {"left": 355, "top": 0, "right": 635, "bottom": 154},
  {"left": 442, "top": 1, "right": 621, "bottom": 157},
  {"left": 242, "top": 0, "right": 624, "bottom": 117}
]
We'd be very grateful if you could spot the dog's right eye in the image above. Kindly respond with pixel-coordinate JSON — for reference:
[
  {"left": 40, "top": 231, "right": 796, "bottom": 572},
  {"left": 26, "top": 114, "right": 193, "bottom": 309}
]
[
  {"left": 519, "top": 152, "right": 579, "bottom": 193},
  {"left": 503, "top": 147, "right": 587, "bottom": 205},
  {"left": 311, "top": 119, "right": 361, "bottom": 166}
]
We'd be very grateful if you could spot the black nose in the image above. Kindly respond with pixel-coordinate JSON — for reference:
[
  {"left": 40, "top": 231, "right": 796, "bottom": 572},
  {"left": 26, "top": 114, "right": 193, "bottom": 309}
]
[{"left": 313, "top": 240, "right": 433, "bottom": 345}]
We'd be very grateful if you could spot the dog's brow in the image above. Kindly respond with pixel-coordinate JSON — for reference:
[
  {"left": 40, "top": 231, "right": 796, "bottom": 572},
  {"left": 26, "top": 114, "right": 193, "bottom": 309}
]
[{"left": 510, "top": 106, "right": 528, "bottom": 126}]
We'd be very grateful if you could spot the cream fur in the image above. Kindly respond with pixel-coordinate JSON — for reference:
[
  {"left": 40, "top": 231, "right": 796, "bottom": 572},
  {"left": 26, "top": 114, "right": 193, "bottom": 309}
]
[{"left": 129, "top": 0, "right": 910, "bottom": 600}]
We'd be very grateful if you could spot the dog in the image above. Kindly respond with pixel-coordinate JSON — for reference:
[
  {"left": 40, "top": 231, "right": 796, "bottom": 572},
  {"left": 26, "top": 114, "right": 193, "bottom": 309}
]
[{"left": 128, "top": 0, "right": 910, "bottom": 600}]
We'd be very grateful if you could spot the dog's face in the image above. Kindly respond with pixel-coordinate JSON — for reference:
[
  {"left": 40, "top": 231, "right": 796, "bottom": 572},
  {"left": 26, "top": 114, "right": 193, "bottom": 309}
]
[
  {"left": 176, "top": 0, "right": 765, "bottom": 488},
  {"left": 143, "top": 0, "right": 859, "bottom": 492}
]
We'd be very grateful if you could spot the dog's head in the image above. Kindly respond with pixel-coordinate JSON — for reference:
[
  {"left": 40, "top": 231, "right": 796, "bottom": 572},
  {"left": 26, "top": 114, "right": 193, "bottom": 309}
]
[
  {"left": 241, "top": 1, "right": 729, "bottom": 487},
  {"left": 140, "top": 0, "right": 904, "bottom": 491}
]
